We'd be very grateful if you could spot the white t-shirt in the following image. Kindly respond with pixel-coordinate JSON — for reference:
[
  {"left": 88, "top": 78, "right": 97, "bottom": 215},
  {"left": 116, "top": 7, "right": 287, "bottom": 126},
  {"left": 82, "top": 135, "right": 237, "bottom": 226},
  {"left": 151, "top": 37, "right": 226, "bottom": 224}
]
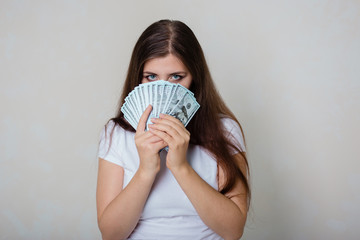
[{"left": 98, "top": 117, "right": 245, "bottom": 240}]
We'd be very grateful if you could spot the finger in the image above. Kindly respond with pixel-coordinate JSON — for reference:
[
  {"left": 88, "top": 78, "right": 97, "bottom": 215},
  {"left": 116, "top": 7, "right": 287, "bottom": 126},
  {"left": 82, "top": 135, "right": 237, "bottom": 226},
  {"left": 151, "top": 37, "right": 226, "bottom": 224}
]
[
  {"left": 147, "top": 134, "right": 164, "bottom": 143},
  {"left": 136, "top": 105, "right": 152, "bottom": 133},
  {"left": 136, "top": 130, "right": 163, "bottom": 143},
  {"left": 140, "top": 130, "right": 168, "bottom": 147},
  {"left": 150, "top": 120, "right": 180, "bottom": 136},
  {"left": 152, "top": 139, "right": 168, "bottom": 151},
  {"left": 151, "top": 117, "right": 190, "bottom": 137},
  {"left": 159, "top": 113, "right": 184, "bottom": 127},
  {"left": 148, "top": 127, "right": 173, "bottom": 145},
  {"left": 159, "top": 114, "right": 190, "bottom": 137}
]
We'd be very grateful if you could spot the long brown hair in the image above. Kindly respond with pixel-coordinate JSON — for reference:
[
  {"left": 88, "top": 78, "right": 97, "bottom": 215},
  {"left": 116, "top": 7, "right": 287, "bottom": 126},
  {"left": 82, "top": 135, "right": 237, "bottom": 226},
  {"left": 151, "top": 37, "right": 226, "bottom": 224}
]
[{"left": 109, "top": 19, "right": 250, "bottom": 202}]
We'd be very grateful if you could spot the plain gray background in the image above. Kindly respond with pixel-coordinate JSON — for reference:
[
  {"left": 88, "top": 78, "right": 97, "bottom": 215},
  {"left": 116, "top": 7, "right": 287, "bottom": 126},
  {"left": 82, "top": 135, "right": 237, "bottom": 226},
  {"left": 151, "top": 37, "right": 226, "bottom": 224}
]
[{"left": 1, "top": 0, "right": 359, "bottom": 239}]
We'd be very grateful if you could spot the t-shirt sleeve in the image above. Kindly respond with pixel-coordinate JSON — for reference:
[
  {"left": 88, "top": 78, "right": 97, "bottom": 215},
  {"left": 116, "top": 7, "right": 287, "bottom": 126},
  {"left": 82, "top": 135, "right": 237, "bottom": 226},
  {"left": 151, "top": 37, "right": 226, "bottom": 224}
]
[
  {"left": 97, "top": 121, "right": 124, "bottom": 167},
  {"left": 222, "top": 118, "right": 246, "bottom": 154}
]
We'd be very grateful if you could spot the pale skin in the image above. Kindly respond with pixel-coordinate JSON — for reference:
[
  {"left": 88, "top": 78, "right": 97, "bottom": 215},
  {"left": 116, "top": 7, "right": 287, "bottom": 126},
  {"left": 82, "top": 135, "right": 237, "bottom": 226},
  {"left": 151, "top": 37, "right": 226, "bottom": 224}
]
[{"left": 96, "top": 54, "right": 248, "bottom": 240}]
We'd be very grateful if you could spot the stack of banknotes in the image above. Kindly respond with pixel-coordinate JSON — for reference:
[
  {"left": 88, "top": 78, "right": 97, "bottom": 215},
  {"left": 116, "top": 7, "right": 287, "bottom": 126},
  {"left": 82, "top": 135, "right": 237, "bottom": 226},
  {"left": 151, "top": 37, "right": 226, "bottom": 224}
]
[{"left": 121, "top": 80, "right": 200, "bottom": 131}]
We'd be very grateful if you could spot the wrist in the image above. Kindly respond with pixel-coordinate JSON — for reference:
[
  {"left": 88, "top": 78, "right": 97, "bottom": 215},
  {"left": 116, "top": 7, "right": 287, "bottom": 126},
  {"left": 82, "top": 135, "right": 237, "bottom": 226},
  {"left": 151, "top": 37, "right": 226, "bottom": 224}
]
[
  {"left": 168, "top": 161, "right": 191, "bottom": 176},
  {"left": 137, "top": 165, "right": 159, "bottom": 180}
]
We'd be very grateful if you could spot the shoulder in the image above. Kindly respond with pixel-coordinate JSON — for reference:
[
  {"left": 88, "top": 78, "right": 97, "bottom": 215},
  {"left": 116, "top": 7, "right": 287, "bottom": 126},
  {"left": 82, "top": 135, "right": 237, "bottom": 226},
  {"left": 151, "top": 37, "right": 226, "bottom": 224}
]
[
  {"left": 220, "top": 116, "right": 240, "bottom": 131},
  {"left": 220, "top": 116, "right": 243, "bottom": 139},
  {"left": 104, "top": 120, "right": 121, "bottom": 134},
  {"left": 98, "top": 120, "right": 135, "bottom": 151},
  {"left": 98, "top": 120, "right": 135, "bottom": 167},
  {"left": 220, "top": 116, "right": 246, "bottom": 153},
  {"left": 101, "top": 120, "right": 128, "bottom": 140}
]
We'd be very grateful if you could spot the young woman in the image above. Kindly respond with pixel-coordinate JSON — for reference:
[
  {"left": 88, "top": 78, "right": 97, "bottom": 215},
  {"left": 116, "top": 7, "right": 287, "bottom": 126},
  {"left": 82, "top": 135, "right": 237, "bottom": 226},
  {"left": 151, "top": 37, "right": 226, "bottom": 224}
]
[{"left": 96, "top": 19, "right": 250, "bottom": 240}]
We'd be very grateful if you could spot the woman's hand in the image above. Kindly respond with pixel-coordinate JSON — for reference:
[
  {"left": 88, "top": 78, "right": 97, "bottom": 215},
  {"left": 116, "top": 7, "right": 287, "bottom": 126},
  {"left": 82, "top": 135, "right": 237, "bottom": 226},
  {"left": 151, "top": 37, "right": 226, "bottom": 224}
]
[
  {"left": 135, "top": 105, "right": 167, "bottom": 175},
  {"left": 148, "top": 114, "right": 190, "bottom": 171}
]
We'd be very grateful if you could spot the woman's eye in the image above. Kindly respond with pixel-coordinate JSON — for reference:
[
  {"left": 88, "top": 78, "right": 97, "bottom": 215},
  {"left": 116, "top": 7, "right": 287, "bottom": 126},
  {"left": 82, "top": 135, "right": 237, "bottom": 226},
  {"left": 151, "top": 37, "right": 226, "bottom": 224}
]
[
  {"left": 170, "top": 75, "right": 183, "bottom": 81},
  {"left": 146, "top": 74, "right": 157, "bottom": 81}
]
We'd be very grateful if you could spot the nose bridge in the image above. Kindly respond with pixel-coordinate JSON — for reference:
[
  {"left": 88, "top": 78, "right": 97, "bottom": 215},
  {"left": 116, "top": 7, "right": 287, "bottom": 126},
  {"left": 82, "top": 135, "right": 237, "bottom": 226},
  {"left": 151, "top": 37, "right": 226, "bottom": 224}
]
[{"left": 159, "top": 74, "right": 169, "bottom": 81}]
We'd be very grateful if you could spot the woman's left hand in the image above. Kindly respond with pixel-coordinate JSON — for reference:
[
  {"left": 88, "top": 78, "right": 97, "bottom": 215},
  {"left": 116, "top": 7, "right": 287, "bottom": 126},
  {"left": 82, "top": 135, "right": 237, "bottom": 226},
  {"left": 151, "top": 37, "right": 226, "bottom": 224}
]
[{"left": 148, "top": 114, "right": 190, "bottom": 171}]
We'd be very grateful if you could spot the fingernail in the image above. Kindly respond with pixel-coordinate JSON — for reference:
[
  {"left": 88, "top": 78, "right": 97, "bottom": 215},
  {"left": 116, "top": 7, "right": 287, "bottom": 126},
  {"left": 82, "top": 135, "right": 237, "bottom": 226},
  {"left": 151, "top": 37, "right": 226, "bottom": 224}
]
[{"left": 151, "top": 118, "right": 157, "bottom": 122}]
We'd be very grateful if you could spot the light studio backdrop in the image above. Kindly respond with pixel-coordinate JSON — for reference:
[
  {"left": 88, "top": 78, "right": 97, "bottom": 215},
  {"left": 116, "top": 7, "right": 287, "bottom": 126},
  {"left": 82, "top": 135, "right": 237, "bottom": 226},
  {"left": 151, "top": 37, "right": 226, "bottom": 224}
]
[{"left": 1, "top": 1, "right": 359, "bottom": 239}]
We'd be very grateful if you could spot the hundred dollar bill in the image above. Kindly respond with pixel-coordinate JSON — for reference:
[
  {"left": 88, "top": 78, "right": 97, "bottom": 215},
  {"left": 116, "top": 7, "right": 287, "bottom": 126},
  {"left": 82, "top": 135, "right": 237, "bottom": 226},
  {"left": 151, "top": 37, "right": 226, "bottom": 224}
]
[
  {"left": 134, "top": 85, "right": 145, "bottom": 117},
  {"left": 126, "top": 91, "right": 140, "bottom": 121},
  {"left": 155, "top": 81, "right": 167, "bottom": 117},
  {"left": 121, "top": 81, "right": 200, "bottom": 133},
  {"left": 165, "top": 84, "right": 187, "bottom": 115},
  {"left": 168, "top": 92, "right": 200, "bottom": 126},
  {"left": 145, "top": 83, "right": 157, "bottom": 130},
  {"left": 177, "top": 83, "right": 194, "bottom": 96},
  {"left": 162, "top": 83, "right": 175, "bottom": 113},
  {"left": 121, "top": 102, "right": 138, "bottom": 129},
  {"left": 160, "top": 83, "right": 175, "bottom": 115}
]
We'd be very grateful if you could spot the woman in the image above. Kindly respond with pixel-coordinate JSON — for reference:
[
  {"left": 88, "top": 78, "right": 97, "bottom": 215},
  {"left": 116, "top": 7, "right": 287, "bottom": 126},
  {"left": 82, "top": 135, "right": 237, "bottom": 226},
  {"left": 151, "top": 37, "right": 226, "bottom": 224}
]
[{"left": 97, "top": 19, "right": 250, "bottom": 240}]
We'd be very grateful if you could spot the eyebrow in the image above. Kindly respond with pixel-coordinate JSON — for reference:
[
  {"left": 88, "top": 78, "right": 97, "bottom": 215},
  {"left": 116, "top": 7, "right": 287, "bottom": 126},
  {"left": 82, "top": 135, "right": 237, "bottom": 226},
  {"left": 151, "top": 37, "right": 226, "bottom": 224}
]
[
  {"left": 143, "top": 71, "right": 156, "bottom": 74},
  {"left": 143, "top": 71, "right": 187, "bottom": 75},
  {"left": 171, "top": 72, "right": 187, "bottom": 75}
]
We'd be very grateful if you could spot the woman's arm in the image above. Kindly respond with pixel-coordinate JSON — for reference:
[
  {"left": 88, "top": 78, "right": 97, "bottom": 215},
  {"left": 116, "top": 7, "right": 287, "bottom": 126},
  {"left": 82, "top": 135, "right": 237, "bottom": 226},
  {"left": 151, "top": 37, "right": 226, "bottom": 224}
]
[
  {"left": 97, "top": 157, "right": 162, "bottom": 240},
  {"left": 96, "top": 158, "right": 158, "bottom": 240},
  {"left": 170, "top": 153, "right": 248, "bottom": 240},
  {"left": 149, "top": 114, "right": 248, "bottom": 239},
  {"left": 97, "top": 105, "right": 167, "bottom": 240}
]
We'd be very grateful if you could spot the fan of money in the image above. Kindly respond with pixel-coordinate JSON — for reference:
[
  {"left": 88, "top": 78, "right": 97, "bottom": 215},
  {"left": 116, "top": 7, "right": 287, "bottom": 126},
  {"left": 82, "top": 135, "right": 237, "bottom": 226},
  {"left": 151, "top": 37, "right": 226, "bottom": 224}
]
[{"left": 121, "top": 80, "right": 200, "bottom": 131}]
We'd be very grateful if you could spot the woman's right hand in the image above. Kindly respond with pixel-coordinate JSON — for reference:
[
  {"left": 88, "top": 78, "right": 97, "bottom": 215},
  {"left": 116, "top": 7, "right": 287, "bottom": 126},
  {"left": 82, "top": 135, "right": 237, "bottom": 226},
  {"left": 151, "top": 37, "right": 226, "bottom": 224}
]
[{"left": 135, "top": 105, "right": 167, "bottom": 175}]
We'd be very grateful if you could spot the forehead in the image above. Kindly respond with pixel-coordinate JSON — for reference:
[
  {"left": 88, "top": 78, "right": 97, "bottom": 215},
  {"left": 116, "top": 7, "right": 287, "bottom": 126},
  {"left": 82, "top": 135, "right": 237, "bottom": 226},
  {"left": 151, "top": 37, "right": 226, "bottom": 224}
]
[{"left": 143, "top": 54, "right": 188, "bottom": 72}]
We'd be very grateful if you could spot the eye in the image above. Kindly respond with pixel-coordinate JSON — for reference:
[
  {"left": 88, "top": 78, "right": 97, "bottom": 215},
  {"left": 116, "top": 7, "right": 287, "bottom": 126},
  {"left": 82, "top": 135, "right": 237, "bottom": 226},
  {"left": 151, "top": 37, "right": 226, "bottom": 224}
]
[
  {"left": 145, "top": 74, "right": 157, "bottom": 81},
  {"left": 170, "top": 74, "right": 183, "bottom": 81}
]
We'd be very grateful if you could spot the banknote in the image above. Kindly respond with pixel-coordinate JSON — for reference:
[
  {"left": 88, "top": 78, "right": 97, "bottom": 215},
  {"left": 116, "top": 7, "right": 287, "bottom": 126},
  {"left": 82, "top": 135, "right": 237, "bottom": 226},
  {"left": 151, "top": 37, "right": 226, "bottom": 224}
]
[
  {"left": 121, "top": 80, "right": 200, "bottom": 132},
  {"left": 164, "top": 84, "right": 187, "bottom": 115},
  {"left": 160, "top": 84, "right": 175, "bottom": 115},
  {"left": 168, "top": 92, "right": 200, "bottom": 126},
  {"left": 121, "top": 102, "right": 137, "bottom": 129}
]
